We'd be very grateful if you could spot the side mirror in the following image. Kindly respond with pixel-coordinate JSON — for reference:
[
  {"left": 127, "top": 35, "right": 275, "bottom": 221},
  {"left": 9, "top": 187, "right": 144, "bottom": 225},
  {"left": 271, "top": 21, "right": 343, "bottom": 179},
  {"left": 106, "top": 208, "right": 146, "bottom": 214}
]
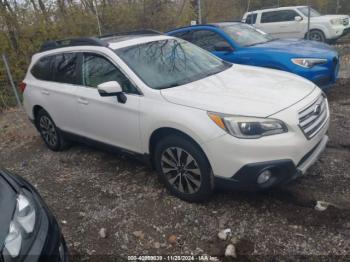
[
  {"left": 295, "top": 16, "right": 303, "bottom": 22},
  {"left": 97, "top": 81, "right": 127, "bottom": 103},
  {"left": 214, "top": 42, "right": 233, "bottom": 53}
]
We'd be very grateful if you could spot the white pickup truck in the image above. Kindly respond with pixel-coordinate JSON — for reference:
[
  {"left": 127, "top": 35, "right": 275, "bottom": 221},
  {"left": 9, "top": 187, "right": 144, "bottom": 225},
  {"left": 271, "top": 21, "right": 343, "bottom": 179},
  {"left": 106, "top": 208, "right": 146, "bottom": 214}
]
[{"left": 242, "top": 6, "right": 350, "bottom": 42}]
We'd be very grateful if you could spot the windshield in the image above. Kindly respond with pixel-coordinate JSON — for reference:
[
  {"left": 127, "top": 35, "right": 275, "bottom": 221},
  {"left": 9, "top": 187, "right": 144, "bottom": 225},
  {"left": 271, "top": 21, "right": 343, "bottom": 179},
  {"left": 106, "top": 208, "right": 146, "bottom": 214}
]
[
  {"left": 115, "top": 39, "right": 231, "bottom": 90},
  {"left": 221, "top": 23, "right": 274, "bottom": 47},
  {"left": 298, "top": 7, "right": 322, "bottom": 17}
]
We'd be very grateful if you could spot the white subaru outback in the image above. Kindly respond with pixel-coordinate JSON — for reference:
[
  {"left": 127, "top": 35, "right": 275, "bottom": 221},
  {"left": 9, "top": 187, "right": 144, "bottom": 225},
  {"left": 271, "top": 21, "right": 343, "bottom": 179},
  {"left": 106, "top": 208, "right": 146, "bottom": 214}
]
[
  {"left": 21, "top": 31, "right": 329, "bottom": 202},
  {"left": 243, "top": 6, "right": 350, "bottom": 42}
]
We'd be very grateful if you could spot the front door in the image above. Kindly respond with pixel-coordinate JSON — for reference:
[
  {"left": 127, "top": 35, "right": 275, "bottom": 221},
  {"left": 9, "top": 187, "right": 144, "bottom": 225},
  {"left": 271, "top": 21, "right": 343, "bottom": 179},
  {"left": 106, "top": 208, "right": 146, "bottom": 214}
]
[{"left": 75, "top": 52, "right": 142, "bottom": 153}]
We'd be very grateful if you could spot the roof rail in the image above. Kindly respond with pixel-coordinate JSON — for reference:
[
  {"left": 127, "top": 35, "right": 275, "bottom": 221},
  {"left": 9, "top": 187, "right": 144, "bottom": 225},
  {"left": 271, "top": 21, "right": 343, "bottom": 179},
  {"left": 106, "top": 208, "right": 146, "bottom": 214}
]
[
  {"left": 39, "top": 37, "right": 108, "bottom": 52},
  {"left": 100, "top": 29, "right": 163, "bottom": 39},
  {"left": 166, "top": 24, "right": 217, "bottom": 33}
]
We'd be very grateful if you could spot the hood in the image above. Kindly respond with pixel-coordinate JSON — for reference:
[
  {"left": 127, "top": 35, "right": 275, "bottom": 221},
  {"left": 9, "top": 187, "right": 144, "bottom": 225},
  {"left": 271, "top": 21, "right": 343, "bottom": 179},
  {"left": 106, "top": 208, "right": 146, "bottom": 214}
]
[
  {"left": 0, "top": 172, "right": 17, "bottom": 249},
  {"left": 248, "top": 38, "right": 337, "bottom": 57},
  {"left": 161, "top": 65, "right": 317, "bottom": 117}
]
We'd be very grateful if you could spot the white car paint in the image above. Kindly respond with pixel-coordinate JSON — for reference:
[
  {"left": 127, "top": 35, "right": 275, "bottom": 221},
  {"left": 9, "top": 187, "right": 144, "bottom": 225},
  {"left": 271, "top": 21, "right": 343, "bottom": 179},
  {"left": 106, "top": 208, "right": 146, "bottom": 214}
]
[
  {"left": 23, "top": 35, "right": 329, "bottom": 183},
  {"left": 243, "top": 6, "right": 350, "bottom": 41}
]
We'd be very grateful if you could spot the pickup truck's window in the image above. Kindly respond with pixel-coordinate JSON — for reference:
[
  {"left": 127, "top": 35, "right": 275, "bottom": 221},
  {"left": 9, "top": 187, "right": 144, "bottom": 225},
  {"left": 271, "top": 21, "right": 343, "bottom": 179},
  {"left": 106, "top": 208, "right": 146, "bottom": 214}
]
[
  {"left": 52, "top": 53, "right": 79, "bottom": 85},
  {"left": 221, "top": 23, "right": 274, "bottom": 47},
  {"left": 245, "top": 13, "right": 257, "bottom": 24},
  {"left": 115, "top": 39, "right": 231, "bottom": 90},
  {"left": 31, "top": 56, "right": 54, "bottom": 81},
  {"left": 82, "top": 53, "right": 137, "bottom": 94},
  {"left": 298, "top": 7, "right": 321, "bottom": 17},
  {"left": 261, "top": 10, "right": 299, "bottom": 23},
  {"left": 191, "top": 30, "right": 227, "bottom": 52}
]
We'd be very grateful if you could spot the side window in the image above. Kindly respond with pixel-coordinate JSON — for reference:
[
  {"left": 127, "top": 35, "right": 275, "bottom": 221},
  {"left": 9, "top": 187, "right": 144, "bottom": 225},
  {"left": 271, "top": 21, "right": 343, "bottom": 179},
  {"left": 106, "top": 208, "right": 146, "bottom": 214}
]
[
  {"left": 261, "top": 10, "right": 298, "bottom": 23},
  {"left": 191, "top": 30, "right": 228, "bottom": 52},
  {"left": 245, "top": 13, "right": 257, "bottom": 24},
  {"left": 52, "top": 53, "right": 80, "bottom": 85},
  {"left": 82, "top": 53, "right": 138, "bottom": 94},
  {"left": 172, "top": 30, "right": 193, "bottom": 42},
  {"left": 31, "top": 56, "right": 54, "bottom": 81}
]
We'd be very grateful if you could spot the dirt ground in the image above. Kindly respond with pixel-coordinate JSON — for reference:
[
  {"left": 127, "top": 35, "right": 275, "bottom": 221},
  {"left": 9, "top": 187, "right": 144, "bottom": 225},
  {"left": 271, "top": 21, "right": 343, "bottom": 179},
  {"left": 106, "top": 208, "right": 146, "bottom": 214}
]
[{"left": 1, "top": 46, "right": 350, "bottom": 261}]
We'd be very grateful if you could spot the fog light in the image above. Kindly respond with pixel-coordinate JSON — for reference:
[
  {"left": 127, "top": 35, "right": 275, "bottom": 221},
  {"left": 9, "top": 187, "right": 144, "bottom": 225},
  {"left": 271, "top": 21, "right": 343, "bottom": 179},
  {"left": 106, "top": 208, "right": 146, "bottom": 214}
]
[{"left": 257, "top": 170, "right": 272, "bottom": 184}]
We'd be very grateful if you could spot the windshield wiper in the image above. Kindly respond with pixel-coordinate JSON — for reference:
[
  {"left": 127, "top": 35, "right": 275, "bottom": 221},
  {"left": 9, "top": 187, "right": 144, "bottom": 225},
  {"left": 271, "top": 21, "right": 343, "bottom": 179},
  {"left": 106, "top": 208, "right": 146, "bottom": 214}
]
[{"left": 246, "top": 39, "right": 275, "bottom": 47}]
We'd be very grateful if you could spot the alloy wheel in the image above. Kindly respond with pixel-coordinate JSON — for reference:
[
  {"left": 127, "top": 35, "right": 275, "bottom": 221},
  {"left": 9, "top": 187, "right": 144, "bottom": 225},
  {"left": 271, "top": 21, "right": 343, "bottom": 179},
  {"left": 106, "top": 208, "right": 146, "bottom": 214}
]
[
  {"left": 161, "top": 147, "right": 202, "bottom": 194},
  {"left": 39, "top": 116, "right": 58, "bottom": 147},
  {"left": 309, "top": 32, "right": 322, "bottom": 42}
]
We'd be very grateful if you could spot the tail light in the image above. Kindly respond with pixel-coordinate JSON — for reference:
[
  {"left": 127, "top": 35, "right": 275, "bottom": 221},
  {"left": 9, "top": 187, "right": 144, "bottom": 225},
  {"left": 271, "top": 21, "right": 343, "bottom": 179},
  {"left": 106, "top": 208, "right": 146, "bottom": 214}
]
[{"left": 18, "top": 82, "right": 26, "bottom": 93}]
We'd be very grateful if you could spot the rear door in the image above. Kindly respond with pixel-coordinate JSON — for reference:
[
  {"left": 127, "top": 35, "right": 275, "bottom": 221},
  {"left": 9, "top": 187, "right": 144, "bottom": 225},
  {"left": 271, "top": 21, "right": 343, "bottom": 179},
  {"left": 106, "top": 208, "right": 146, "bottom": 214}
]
[
  {"left": 257, "top": 10, "right": 305, "bottom": 39},
  {"left": 74, "top": 52, "right": 142, "bottom": 152},
  {"left": 30, "top": 52, "right": 81, "bottom": 134}
]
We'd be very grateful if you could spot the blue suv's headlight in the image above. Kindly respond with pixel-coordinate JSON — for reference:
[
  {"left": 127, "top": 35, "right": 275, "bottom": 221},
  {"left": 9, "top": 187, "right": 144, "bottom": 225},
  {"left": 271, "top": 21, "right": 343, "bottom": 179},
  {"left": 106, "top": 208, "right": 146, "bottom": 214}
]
[{"left": 291, "top": 58, "right": 327, "bottom": 68}]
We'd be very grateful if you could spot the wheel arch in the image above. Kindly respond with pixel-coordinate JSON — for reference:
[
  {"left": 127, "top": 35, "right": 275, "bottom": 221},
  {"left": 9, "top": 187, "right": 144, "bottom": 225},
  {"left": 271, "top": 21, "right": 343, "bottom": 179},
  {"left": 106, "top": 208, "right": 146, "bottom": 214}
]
[
  {"left": 32, "top": 105, "right": 45, "bottom": 128},
  {"left": 148, "top": 127, "right": 211, "bottom": 170},
  {"left": 305, "top": 27, "right": 327, "bottom": 39}
]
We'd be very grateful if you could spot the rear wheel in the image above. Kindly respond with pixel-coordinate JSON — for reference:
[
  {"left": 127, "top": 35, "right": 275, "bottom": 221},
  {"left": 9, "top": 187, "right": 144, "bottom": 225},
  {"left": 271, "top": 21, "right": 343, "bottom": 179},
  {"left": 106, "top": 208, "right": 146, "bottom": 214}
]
[
  {"left": 154, "top": 135, "right": 214, "bottom": 202},
  {"left": 36, "top": 109, "right": 70, "bottom": 151},
  {"left": 307, "top": 30, "right": 326, "bottom": 42}
]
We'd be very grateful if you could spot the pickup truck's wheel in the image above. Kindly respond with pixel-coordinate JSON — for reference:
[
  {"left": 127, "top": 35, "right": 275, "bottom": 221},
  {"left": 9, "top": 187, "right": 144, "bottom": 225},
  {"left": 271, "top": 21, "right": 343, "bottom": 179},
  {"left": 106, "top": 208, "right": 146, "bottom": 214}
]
[
  {"left": 307, "top": 30, "right": 325, "bottom": 42},
  {"left": 154, "top": 135, "right": 213, "bottom": 202},
  {"left": 36, "top": 109, "right": 70, "bottom": 151}
]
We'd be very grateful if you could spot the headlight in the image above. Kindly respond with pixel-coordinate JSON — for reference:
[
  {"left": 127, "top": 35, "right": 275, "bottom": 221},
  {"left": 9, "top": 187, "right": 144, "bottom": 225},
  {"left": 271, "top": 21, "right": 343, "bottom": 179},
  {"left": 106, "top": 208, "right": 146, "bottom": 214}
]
[
  {"left": 208, "top": 113, "right": 288, "bottom": 139},
  {"left": 331, "top": 18, "right": 343, "bottom": 25},
  {"left": 3, "top": 193, "right": 36, "bottom": 258},
  {"left": 291, "top": 58, "right": 327, "bottom": 68}
]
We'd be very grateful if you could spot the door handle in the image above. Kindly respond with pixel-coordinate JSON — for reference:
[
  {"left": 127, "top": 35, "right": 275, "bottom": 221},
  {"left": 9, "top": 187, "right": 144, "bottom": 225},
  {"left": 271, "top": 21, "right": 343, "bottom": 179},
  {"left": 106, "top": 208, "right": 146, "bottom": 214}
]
[
  {"left": 41, "top": 89, "right": 50, "bottom": 95},
  {"left": 77, "top": 98, "right": 89, "bottom": 105}
]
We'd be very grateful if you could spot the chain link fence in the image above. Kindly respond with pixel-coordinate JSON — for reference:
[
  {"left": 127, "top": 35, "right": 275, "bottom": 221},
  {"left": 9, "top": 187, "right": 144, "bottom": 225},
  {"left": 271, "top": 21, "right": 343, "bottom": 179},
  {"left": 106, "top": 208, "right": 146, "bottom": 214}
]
[{"left": 0, "top": 55, "right": 21, "bottom": 112}]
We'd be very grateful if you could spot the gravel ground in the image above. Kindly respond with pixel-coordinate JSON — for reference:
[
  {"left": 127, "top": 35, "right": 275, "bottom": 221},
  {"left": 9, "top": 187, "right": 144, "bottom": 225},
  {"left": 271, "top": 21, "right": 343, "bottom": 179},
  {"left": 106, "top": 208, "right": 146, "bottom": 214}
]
[{"left": 0, "top": 46, "right": 350, "bottom": 261}]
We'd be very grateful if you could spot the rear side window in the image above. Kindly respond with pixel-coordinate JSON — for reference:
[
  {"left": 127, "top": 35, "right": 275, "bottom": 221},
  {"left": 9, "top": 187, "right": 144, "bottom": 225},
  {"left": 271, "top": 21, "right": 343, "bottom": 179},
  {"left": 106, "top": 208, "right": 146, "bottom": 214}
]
[
  {"left": 52, "top": 53, "right": 80, "bottom": 85},
  {"left": 191, "top": 30, "right": 227, "bottom": 52},
  {"left": 31, "top": 56, "right": 53, "bottom": 81},
  {"left": 261, "top": 10, "right": 299, "bottom": 23},
  {"left": 172, "top": 30, "right": 193, "bottom": 42},
  {"left": 245, "top": 13, "right": 257, "bottom": 24}
]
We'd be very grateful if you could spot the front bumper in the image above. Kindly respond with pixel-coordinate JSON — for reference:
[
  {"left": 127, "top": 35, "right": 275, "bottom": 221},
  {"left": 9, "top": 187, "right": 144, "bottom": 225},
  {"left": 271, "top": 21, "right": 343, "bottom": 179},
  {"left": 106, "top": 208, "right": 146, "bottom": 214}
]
[
  {"left": 0, "top": 170, "right": 68, "bottom": 262},
  {"left": 214, "top": 135, "right": 328, "bottom": 190}
]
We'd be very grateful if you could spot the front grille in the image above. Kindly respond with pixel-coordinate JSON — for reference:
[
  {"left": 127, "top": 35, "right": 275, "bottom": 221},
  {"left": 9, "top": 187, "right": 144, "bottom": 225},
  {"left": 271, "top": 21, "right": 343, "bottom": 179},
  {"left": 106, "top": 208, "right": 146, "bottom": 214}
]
[
  {"left": 344, "top": 18, "right": 349, "bottom": 26},
  {"left": 298, "top": 94, "right": 328, "bottom": 139}
]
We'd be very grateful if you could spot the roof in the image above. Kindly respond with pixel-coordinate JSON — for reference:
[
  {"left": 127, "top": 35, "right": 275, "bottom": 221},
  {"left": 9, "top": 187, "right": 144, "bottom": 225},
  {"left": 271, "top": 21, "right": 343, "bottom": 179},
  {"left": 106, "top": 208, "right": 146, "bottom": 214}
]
[
  {"left": 210, "top": 22, "right": 242, "bottom": 27},
  {"left": 108, "top": 35, "right": 173, "bottom": 50},
  {"left": 38, "top": 29, "right": 166, "bottom": 53},
  {"left": 246, "top": 5, "right": 307, "bottom": 14}
]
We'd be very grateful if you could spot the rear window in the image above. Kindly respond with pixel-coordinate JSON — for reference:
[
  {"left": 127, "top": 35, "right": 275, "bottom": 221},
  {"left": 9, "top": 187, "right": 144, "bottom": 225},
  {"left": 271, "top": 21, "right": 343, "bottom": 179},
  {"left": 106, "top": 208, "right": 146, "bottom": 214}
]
[{"left": 30, "top": 56, "right": 53, "bottom": 81}]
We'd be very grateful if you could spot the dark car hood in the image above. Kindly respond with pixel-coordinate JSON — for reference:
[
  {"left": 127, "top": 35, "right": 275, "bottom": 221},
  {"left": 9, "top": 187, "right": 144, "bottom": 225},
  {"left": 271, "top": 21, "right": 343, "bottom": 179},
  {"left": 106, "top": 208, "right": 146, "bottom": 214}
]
[
  {"left": 0, "top": 171, "right": 17, "bottom": 249},
  {"left": 247, "top": 38, "right": 337, "bottom": 57}
]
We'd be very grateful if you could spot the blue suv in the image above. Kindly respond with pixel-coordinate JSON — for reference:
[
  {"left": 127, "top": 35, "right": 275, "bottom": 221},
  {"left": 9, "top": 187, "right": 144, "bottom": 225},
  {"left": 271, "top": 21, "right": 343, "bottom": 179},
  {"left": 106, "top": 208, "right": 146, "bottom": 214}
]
[{"left": 167, "top": 22, "right": 340, "bottom": 91}]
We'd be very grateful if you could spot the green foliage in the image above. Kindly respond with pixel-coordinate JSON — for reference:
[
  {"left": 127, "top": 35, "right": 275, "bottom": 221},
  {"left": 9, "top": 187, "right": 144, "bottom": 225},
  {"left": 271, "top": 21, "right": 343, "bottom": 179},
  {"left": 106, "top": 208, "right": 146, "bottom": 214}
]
[{"left": 0, "top": 0, "right": 347, "bottom": 84}]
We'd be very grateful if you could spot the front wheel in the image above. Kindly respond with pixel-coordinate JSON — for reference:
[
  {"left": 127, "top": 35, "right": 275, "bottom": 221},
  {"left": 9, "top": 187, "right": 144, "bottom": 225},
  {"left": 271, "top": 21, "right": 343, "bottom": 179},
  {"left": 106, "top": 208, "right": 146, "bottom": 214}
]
[
  {"left": 154, "top": 135, "right": 214, "bottom": 202},
  {"left": 307, "top": 30, "right": 326, "bottom": 42}
]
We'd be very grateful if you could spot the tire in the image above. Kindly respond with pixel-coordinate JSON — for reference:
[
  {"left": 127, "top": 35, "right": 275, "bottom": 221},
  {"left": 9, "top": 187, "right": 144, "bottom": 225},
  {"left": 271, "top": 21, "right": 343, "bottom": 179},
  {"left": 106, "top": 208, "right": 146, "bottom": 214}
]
[
  {"left": 307, "top": 30, "right": 326, "bottom": 42},
  {"left": 35, "top": 109, "right": 70, "bottom": 151},
  {"left": 154, "top": 135, "right": 214, "bottom": 202}
]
